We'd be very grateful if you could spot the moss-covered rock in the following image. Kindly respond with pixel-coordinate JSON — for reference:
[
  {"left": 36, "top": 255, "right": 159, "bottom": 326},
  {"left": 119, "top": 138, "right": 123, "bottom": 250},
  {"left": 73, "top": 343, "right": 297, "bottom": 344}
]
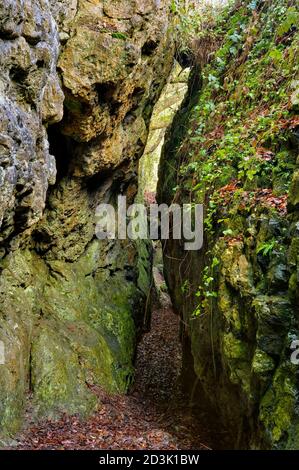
[
  {"left": 158, "top": 0, "right": 299, "bottom": 449},
  {"left": 31, "top": 321, "right": 98, "bottom": 418},
  {"left": 0, "top": 0, "right": 174, "bottom": 438},
  {"left": 289, "top": 170, "right": 299, "bottom": 207}
]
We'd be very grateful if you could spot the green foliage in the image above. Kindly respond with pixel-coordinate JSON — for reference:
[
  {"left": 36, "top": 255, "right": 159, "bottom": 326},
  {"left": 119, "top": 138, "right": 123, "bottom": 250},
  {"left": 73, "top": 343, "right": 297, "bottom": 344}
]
[
  {"left": 181, "top": 279, "right": 190, "bottom": 294},
  {"left": 170, "top": 0, "right": 229, "bottom": 52},
  {"left": 193, "top": 258, "right": 219, "bottom": 317},
  {"left": 160, "top": 0, "right": 299, "bottom": 449},
  {"left": 177, "top": 0, "right": 298, "bottom": 234},
  {"left": 171, "top": 0, "right": 298, "bottom": 322},
  {"left": 111, "top": 32, "right": 127, "bottom": 40},
  {"left": 256, "top": 239, "right": 276, "bottom": 256},
  {"left": 276, "top": 7, "right": 299, "bottom": 37},
  {"left": 269, "top": 47, "right": 283, "bottom": 63}
]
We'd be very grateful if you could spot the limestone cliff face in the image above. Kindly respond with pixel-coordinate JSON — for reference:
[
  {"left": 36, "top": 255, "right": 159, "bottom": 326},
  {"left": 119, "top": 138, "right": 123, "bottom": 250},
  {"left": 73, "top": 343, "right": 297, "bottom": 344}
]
[
  {"left": 158, "top": 0, "right": 299, "bottom": 450},
  {"left": 0, "top": 0, "right": 174, "bottom": 437},
  {"left": 138, "top": 63, "right": 189, "bottom": 201},
  {"left": 0, "top": 0, "right": 64, "bottom": 247}
]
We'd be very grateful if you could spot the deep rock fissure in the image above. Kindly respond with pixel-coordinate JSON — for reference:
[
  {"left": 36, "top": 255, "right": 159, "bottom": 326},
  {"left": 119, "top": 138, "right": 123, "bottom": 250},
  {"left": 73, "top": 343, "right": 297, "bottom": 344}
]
[
  {"left": 135, "top": 60, "right": 236, "bottom": 449},
  {"left": 1, "top": 0, "right": 298, "bottom": 452}
]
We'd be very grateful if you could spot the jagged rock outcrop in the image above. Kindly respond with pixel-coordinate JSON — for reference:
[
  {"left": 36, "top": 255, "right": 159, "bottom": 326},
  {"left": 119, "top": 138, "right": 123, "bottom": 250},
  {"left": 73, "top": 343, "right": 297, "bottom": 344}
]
[
  {"left": 158, "top": 0, "right": 299, "bottom": 449},
  {"left": 0, "top": 0, "right": 174, "bottom": 437},
  {"left": 0, "top": 0, "right": 64, "bottom": 247}
]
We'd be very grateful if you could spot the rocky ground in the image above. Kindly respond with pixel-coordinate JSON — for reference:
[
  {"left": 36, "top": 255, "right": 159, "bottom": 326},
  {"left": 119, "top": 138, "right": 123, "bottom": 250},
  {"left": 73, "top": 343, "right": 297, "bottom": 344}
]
[{"left": 6, "top": 293, "right": 221, "bottom": 451}]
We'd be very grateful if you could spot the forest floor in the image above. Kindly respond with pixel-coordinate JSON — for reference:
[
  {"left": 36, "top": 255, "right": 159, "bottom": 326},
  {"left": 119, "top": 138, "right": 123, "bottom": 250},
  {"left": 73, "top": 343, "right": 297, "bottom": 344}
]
[{"left": 8, "top": 280, "right": 226, "bottom": 450}]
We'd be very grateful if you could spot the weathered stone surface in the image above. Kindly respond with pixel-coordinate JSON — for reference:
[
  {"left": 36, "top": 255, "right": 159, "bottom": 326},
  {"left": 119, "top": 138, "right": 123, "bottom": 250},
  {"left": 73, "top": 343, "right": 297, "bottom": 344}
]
[
  {"left": 0, "top": 0, "right": 173, "bottom": 437},
  {"left": 158, "top": 0, "right": 299, "bottom": 450},
  {"left": 138, "top": 62, "right": 189, "bottom": 201},
  {"left": 57, "top": 0, "right": 174, "bottom": 175},
  {"left": 0, "top": 0, "right": 64, "bottom": 245}
]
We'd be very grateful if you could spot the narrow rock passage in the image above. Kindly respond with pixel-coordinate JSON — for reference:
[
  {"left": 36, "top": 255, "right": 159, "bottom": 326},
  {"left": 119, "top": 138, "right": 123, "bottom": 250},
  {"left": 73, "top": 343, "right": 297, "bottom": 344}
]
[{"left": 10, "top": 288, "right": 215, "bottom": 450}]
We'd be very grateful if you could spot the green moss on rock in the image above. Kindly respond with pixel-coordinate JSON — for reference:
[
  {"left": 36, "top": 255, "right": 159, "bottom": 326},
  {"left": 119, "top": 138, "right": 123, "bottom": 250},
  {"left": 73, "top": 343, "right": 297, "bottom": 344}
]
[{"left": 158, "top": 0, "right": 299, "bottom": 450}]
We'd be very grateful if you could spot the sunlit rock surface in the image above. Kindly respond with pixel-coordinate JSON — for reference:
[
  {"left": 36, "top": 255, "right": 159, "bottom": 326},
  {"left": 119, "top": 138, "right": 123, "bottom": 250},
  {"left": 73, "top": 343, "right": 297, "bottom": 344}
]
[{"left": 138, "top": 63, "right": 189, "bottom": 201}]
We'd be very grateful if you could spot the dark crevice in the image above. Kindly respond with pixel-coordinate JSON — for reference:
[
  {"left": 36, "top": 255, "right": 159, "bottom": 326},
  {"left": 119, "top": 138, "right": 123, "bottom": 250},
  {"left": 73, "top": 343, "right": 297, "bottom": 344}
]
[
  {"left": 36, "top": 59, "right": 46, "bottom": 69},
  {"left": 9, "top": 66, "right": 29, "bottom": 82},
  {"left": 129, "top": 87, "right": 145, "bottom": 112},
  {"left": 142, "top": 39, "right": 158, "bottom": 56},
  {"left": 23, "top": 35, "right": 41, "bottom": 46},
  {"left": 47, "top": 124, "right": 74, "bottom": 182},
  {"left": 95, "top": 82, "right": 122, "bottom": 114},
  {"left": 175, "top": 49, "right": 195, "bottom": 69}
]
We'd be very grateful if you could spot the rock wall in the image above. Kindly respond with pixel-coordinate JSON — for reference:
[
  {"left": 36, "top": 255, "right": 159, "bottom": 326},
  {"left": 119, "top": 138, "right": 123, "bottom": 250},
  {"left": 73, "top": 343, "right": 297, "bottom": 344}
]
[
  {"left": 0, "top": 0, "right": 174, "bottom": 437},
  {"left": 158, "top": 0, "right": 299, "bottom": 449},
  {"left": 138, "top": 62, "right": 189, "bottom": 202}
]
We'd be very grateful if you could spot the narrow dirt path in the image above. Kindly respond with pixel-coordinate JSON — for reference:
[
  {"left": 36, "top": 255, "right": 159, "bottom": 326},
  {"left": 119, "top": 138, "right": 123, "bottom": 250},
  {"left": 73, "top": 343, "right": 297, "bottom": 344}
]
[{"left": 9, "top": 298, "right": 214, "bottom": 450}]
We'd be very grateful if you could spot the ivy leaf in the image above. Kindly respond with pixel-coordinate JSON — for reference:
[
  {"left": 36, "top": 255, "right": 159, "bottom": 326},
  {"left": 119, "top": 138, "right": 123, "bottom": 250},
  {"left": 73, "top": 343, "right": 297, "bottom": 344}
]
[
  {"left": 257, "top": 240, "right": 276, "bottom": 256},
  {"left": 223, "top": 229, "right": 234, "bottom": 236},
  {"left": 212, "top": 257, "right": 220, "bottom": 269},
  {"left": 277, "top": 7, "right": 299, "bottom": 37},
  {"left": 269, "top": 48, "right": 283, "bottom": 63},
  {"left": 206, "top": 291, "right": 218, "bottom": 298}
]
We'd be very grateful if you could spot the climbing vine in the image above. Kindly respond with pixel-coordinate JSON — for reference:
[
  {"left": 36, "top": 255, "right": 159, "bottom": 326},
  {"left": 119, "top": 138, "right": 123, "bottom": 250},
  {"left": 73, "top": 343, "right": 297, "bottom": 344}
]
[{"left": 176, "top": 0, "right": 298, "bottom": 317}]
